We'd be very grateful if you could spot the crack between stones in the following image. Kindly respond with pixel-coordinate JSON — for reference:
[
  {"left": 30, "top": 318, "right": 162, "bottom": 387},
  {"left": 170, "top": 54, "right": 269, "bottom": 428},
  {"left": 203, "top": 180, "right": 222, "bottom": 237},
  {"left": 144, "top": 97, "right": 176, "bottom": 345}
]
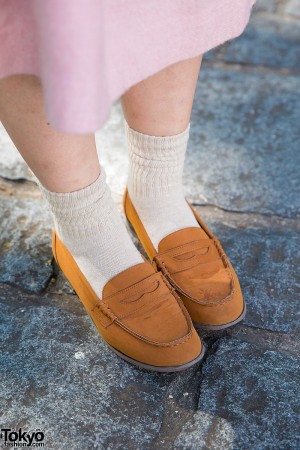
[
  {"left": 150, "top": 336, "right": 223, "bottom": 450},
  {"left": 152, "top": 322, "right": 300, "bottom": 448},
  {"left": 42, "top": 259, "right": 57, "bottom": 292},
  {"left": 0, "top": 174, "right": 35, "bottom": 184},
  {"left": 204, "top": 59, "right": 300, "bottom": 76},
  {"left": 191, "top": 201, "right": 298, "bottom": 221},
  {"left": 190, "top": 203, "right": 300, "bottom": 232},
  {"left": 226, "top": 323, "right": 300, "bottom": 357}
]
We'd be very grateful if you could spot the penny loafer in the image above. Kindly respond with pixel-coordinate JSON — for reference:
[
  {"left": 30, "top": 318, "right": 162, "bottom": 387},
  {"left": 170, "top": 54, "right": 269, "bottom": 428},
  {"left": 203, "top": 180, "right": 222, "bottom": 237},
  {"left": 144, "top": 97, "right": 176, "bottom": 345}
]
[
  {"left": 52, "top": 230, "right": 204, "bottom": 371},
  {"left": 123, "top": 188, "right": 246, "bottom": 330}
]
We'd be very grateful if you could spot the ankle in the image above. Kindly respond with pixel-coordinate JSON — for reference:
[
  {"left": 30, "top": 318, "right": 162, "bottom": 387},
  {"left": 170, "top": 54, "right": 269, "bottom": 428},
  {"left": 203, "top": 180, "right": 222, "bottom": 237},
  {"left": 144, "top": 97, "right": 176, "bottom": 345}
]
[{"left": 39, "top": 167, "right": 143, "bottom": 297}]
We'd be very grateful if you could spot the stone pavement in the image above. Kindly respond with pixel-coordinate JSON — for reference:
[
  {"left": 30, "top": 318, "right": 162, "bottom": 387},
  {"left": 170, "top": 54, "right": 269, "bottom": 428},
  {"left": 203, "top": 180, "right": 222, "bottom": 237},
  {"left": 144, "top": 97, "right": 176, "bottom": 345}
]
[{"left": 0, "top": 2, "right": 299, "bottom": 449}]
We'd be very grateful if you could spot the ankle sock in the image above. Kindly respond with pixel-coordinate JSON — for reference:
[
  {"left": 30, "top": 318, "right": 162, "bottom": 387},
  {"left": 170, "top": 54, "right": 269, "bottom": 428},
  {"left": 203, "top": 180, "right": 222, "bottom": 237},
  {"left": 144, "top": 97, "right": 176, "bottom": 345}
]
[
  {"left": 39, "top": 169, "right": 143, "bottom": 298},
  {"left": 125, "top": 119, "right": 200, "bottom": 250}
]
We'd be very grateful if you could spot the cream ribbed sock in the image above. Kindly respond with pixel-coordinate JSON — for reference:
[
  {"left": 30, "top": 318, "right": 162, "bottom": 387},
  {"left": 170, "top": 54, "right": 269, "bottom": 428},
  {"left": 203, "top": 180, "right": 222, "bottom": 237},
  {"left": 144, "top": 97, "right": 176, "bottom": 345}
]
[
  {"left": 125, "top": 120, "right": 200, "bottom": 250},
  {"left": 39, "top": 169, "right": 143, "bottom": 298}
]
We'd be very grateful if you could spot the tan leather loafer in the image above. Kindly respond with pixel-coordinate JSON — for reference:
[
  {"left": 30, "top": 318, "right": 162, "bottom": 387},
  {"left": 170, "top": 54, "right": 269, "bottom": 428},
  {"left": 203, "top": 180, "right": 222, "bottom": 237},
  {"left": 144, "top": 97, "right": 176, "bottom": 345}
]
[
  {"left": 123, "top": 188, "right": 246, "bottom": 330},
  {"left": 52, "top": 231, "right": 204, "bottom": 371}
]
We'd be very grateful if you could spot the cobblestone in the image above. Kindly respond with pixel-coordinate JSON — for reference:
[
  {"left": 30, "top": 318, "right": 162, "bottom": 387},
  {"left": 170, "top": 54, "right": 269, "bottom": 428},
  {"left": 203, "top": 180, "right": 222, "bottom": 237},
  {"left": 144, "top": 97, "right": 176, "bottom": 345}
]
[{"left": 1, "top": 2, "right": 299, "bottom": 448}]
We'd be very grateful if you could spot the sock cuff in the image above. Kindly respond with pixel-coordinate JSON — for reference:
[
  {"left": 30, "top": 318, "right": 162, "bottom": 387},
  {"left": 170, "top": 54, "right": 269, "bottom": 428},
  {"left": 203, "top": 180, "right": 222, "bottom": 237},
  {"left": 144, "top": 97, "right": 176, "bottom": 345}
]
[
  {"left": 124, "top": 118, "right": 190, "bottom": 161},
  {"left": 38, "top": 168, "right": 107, "bottom": 212}
]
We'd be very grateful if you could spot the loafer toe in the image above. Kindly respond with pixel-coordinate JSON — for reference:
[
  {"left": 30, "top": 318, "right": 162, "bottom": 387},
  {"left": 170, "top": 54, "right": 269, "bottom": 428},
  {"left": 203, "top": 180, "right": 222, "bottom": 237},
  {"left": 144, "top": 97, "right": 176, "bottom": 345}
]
[
  {"left": 52, "top": 231, "right": 204, "bottom": 371},
  {"left": 123, "top": 188, "right": 246, "bottom": 330}
]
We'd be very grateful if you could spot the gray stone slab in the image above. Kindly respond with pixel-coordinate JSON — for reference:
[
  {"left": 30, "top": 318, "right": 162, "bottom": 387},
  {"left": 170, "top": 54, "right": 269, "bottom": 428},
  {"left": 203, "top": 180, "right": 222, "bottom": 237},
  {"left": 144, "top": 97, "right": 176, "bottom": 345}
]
[
  {"left": 0, "top": 123, "right": 35, "bottom": 181},
  {"left": 187, "top": 67, "right": 300, "bottom": 218},
  {"left": 0, "top": 197, "right": 53, "bottom": 292},
  {"left": 230, "top": 324, "right": 300, "bottom": 357},
  {"left": 208, "top": 221, "right": 300, "bottom": 334},
  {"left": 175, "top": 338, "right": 300, "bottom": 450},
  {"left": 1, "top": 287, "right": 298, "bottom": 448},
  {"left": 285, "top": 0, "right": 300, "bottom": 18},
  {"left": 222, "top": 16, "right": 300, "bottom": 70},
  {"left": 0, "top": 283, "right": 202, "bottom": 450},
  {"left": 252, "top": 0, "right": 278, "bottom": 14}
]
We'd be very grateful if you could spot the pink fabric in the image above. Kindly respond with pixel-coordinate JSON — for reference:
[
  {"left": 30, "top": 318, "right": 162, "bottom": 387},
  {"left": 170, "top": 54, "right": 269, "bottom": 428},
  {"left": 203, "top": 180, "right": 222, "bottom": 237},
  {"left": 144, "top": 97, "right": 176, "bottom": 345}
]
[{"left": 0, "top": 0, "right": 255, "bottom": 133}]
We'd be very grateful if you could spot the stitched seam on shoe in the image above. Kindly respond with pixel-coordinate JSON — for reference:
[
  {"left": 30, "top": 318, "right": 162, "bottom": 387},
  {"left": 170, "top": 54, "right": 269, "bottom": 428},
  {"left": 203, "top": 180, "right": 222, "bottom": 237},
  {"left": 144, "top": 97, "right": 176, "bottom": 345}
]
[
  {"left": 160, "top": 273, "right": 193, "bottom": 335},
  {"left": 100, "top": 274, "right": 187, "bottom": 331},
  {"left": 177, "top": 271, "right": 235, "bottom": 306},
  {"left": 119, "top": 280, "right": 160, "bottom": 304},
  {"left": 114, "top": 319, "right": 194, "bottom": 347},
  {"left": 103, "top": 273, "right": 192, "bottom": 341},
  {"left": 155, "top": 255, "right": 236, "bottom": 306},
  {"left": 116, "top": 289, "right": 174, "bottom": 320},
  {"left": 154, "top": 203, "right": 236, "bottom": 307},
  {"left": 160, "top": 256, "right": 222, "bottom": 276},
  {"left": 164, "top": 260, "right": 226, "bottom": 276},
  {"left": 91, "top": 303, "right": 116, "bottom": 328},
  {"left": 104, "top": 272, "right": 160, "bottom": 301},
  {"left": 159, "top": 240, "right": 226, "bottom": 267},
  {"left": 158, "top": 239, "right": 211, "bottom": 257},
  {"left": 97, "top": 302, "right": 118, "bottom": 322},
  {"left": 212, "top": 237, "right": 237, "bottom": 303},
  {"left": 104, "top": 268, "right": 193, "bottom": 345},
  {"left": 166, "top": 244, "right": 217, "bottom": 266},
  {"left": 108, "top": 277, "right": 194, "bottom": 347}
]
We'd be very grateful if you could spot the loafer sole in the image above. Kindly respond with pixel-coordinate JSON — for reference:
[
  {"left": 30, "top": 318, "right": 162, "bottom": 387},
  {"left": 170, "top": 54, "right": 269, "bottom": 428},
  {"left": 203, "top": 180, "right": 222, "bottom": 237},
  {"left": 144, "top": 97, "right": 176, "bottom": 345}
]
[
  {"left": 107, "top": 342, "right": 206, "bottom": 372},
  {"left": 194, "top": 302, "right": 247, "bottom": 331}
]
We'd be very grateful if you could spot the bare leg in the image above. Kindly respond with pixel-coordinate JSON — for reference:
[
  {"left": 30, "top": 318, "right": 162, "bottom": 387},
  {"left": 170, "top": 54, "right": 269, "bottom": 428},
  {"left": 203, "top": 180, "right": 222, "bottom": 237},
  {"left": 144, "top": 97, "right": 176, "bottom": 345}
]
[
  {"left": 121, "top": 56, "right": 203, "bottom": 250},
  {"left": 0, "top": 75, "right": 142, "bottom": 297},
  {"left": 0, "top": 75, "right": 99, "bottom": 192},
  {"left": 121, "top": 56, "right": 202, "bottom": 136}
]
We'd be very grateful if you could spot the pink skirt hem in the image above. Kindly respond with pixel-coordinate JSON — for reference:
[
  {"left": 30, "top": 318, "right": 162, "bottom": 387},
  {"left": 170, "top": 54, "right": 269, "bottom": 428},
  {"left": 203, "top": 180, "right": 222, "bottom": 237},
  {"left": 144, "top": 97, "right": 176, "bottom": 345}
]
[{"left": 0, "top": 0, "right": 256, "bottom": 133}]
